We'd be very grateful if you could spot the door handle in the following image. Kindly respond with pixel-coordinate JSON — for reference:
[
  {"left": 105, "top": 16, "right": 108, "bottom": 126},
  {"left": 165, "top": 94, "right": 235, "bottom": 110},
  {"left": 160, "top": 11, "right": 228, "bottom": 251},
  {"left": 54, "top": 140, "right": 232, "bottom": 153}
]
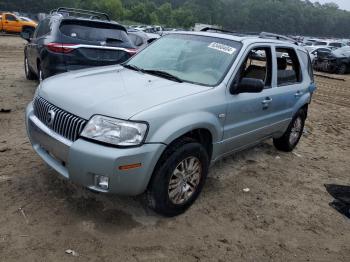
[
  {"left": 262, "top": 97, "right": 272, "bottom": 109},
  {"left": 295, "top": 91, "right": 303, "bottom": 97}
]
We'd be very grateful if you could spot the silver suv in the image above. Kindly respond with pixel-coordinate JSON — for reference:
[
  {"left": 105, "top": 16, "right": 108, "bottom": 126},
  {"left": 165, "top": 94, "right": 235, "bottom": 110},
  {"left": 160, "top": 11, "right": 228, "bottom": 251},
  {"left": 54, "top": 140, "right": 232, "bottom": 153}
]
[{"left": 26, "top": 31, "right": 316, "bottom": 216}]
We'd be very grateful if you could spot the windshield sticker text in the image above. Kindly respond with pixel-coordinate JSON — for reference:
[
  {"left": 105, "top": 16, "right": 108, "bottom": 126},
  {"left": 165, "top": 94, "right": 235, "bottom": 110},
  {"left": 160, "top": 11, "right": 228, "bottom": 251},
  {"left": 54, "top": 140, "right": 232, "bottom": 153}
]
[{"left": 208, "top": 42, "right": 236, "bottom": 55}]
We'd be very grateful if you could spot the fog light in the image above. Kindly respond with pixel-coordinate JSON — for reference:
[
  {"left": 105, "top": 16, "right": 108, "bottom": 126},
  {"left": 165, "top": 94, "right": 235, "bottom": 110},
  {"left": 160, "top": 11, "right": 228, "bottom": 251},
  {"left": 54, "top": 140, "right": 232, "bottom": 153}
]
[{"left": 96, "top": 175, "right": 109, "bottom": 190}]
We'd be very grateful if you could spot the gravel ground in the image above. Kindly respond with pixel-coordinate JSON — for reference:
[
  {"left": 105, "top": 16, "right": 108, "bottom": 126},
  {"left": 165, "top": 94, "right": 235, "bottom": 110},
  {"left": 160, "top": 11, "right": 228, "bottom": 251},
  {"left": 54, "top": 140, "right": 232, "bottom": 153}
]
[{"left": 0, "top": 36, "right": 349, "bottom": 262}]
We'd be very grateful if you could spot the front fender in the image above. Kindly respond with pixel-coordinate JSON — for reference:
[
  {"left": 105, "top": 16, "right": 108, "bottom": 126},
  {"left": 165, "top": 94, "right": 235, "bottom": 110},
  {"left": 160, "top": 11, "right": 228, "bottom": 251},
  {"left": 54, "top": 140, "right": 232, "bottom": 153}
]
[{"left": 147, "top": 111, "right": 223, "bottom": 145}]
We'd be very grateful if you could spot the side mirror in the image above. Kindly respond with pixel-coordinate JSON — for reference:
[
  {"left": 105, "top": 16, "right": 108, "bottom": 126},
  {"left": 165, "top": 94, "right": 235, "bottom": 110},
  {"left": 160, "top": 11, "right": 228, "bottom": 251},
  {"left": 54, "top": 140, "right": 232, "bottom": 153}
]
[
  {"left": 20, "top": 31, "right": 31, "bottom": 42},
  {"left": 230, "top": 78, "right": 265, "bottom": 94}
]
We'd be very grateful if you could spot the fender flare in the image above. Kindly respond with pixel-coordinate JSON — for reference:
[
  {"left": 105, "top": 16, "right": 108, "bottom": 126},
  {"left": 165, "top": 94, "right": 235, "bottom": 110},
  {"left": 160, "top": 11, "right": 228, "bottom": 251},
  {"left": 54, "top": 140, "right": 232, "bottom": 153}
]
[{"left": 147, "top": 111, "right": 223, "bottom": 145}]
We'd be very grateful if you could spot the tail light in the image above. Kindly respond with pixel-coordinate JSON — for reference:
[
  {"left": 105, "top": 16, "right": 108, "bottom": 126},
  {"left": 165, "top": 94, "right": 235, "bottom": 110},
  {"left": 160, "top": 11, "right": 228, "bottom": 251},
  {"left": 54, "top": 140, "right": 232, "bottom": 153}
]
[
  {"left": 125, "top": 48, "right": 138, "bottom": 56},
  {"left": 45, "top": 43, "right": 77, "bottom": 53}
]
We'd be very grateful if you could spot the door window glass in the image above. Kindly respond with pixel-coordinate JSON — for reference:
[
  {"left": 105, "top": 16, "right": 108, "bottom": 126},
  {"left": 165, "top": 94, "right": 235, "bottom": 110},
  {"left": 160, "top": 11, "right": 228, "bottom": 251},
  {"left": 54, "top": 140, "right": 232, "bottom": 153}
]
[
  {"left": 5, "top": 14, "right": 17, "bottom": 21},
  {"left": 236, "top": 47, "right": 272, "bottom": 88},
  {"left": 35, "top": 19, "right": 51, "bottom": 38},
  {"left": 276, "top": 48, "right": 302, "bottom": 86}
]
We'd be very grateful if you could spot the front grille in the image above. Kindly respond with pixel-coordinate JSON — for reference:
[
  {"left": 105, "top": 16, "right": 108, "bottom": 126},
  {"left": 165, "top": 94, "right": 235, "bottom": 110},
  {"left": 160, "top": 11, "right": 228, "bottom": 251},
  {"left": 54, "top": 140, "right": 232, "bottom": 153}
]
[{"left": 33, "top": 96, "right": 87, "bottom": 141}]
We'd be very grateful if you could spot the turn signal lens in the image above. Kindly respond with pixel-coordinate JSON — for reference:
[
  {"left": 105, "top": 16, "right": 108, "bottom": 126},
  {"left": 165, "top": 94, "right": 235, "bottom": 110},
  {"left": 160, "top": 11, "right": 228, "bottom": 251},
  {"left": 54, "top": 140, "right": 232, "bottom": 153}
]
[{"left": 119, "top": 163, "right": 142, "bottom": 171}]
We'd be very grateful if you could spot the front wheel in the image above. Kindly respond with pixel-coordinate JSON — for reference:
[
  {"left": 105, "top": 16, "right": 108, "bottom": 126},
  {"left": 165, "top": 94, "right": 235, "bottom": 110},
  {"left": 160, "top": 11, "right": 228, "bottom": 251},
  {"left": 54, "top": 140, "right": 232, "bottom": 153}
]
[
  {"left": 147, "top": 138, "right": 209, "bottom": 217},
  {"left": 273, "top": 109, "right": 306, "bottom": 152}
]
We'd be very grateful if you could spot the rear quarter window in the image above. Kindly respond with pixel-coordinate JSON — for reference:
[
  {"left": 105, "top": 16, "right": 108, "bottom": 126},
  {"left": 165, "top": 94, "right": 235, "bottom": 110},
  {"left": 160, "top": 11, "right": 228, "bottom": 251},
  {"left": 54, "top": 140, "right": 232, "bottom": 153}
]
[
  {"left": 59, "top": 20, "right": 131, "bottom": 45},
  {"left": 298, "top": 50, "right": 314, "bottom": 83}
]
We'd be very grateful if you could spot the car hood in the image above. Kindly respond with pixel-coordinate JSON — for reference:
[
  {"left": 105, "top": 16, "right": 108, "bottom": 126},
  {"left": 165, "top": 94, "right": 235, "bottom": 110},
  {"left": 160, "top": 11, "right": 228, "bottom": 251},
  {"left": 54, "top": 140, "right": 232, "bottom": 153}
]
[{"left": 38, "top": 65, "right": 211, "bottom": 120}]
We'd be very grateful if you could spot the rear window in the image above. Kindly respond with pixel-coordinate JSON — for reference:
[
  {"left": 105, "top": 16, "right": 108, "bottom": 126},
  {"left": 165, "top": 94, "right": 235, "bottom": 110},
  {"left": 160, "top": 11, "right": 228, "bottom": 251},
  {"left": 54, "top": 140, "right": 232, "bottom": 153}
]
[
  {"left": 315, "top": 41, "right": 327, "bottom": 46},
  {"left": 329, "top": 42, "right": 342, "bottom": 48},
  {"left": 59, "top": 20, "right": 130, "bottom": 45}
]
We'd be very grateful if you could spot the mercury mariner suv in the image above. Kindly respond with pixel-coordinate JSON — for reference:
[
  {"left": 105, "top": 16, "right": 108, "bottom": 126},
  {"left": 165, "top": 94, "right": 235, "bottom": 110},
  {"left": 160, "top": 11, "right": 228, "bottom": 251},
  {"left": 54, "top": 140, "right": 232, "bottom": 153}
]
[{"left": 26, "top": 31, "right": 317, "bottom": 216}]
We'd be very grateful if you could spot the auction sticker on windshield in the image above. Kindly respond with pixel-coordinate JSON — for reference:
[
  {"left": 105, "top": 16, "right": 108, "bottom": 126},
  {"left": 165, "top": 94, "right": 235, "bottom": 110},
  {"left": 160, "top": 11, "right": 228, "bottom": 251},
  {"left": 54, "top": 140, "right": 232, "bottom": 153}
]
[{"left": 208, "top": 42, "right": 236, "bottom": 55}]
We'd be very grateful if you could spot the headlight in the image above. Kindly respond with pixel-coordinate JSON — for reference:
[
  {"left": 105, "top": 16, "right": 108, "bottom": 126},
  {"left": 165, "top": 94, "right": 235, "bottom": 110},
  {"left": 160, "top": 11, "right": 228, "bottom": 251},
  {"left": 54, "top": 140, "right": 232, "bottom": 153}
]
[{"left": 81, "top": 115, "right": 148, "bottom": 147}]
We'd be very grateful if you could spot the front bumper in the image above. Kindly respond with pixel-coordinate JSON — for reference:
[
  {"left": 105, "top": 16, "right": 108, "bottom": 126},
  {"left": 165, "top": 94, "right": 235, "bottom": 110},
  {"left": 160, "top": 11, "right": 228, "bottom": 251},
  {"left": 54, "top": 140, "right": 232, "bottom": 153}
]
[{"left": 25, "top": 102, "right": 166, "bottom": 195}]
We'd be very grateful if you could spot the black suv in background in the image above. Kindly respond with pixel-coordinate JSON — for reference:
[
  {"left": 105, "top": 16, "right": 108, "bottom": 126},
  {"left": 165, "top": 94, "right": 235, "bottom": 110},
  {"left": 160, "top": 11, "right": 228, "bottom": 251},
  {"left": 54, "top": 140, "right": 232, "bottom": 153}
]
[{"left": 21, "top": 8, "right": 137, "bottom": 81}]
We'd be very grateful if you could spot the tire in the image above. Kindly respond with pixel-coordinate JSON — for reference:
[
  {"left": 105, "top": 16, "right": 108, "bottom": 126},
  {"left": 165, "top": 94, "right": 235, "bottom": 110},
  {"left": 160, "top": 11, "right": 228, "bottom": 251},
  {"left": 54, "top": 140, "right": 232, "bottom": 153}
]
[
  {"left": 337, "top": 63, "right": 347, "bottom": 75},
  {"left": 273, "top": 109, "right": 306, "bottom": 152},
  {"left": 147, "top": 138, "right": 209, "bottom": 217},
  {"left": 24, "top": 55, "right": 36, "bottom": 80},
  {"left": 22, "top": 26, "right": 35, "bottom": 35}
]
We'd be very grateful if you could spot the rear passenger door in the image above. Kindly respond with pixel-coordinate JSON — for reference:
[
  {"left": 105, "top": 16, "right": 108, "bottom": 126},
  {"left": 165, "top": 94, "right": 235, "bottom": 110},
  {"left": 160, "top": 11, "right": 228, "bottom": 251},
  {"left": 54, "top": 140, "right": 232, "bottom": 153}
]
[
  {"left": 269, "top": 46, "right": 309, "bottom": 131},
  {"left": 222, "top": 45, "right": 277, "bottom": 153}
]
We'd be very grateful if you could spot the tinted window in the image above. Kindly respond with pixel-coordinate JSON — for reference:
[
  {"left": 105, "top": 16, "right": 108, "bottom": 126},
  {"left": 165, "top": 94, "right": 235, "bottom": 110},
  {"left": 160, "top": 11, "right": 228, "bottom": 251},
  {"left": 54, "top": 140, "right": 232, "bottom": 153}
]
[
  {"left": 315, "top": 41, "right": 327, "bottom": 46},
  {"left": 5, "top": 14, "right": 17, "bottom": 21},
  {"left": 276, "top": 48, "right": 302, "bottom": 86},
  {"left": 237, "top": 47, "right": 272, "bottom": 87},
  {"left": 329, "top": 42, "right": 342, "bottom": 48},
  {"left": 298, "top": 50, "right": 314, "bottom": 82},
  {"left": 35, "top": 19, "right": 51, "bottom": 38},
  {"left": 60, "top": 21, "right": 130, "bottom": 45}
]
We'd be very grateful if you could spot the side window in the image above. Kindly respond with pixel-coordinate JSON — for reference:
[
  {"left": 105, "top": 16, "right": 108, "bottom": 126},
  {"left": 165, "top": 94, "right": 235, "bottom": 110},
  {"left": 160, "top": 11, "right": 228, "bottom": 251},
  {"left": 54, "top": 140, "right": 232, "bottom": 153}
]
[
  {"left": 35, "top": 19, "right": 51, "bottom": 38},
  {"left": 129, "top": 34, "right": 143, "bottom": 47},
  {"left": 236, "top": 47, "right": 272, "bottom": 88},
  {"left": 5, "top": 14, "right": 17, "bottom": 21},
  {"left": 276, "top": 48, "right": 302, "bottom": 86},
  {"left": 298, "top": 50, "right": 314, "bottom": 83}
]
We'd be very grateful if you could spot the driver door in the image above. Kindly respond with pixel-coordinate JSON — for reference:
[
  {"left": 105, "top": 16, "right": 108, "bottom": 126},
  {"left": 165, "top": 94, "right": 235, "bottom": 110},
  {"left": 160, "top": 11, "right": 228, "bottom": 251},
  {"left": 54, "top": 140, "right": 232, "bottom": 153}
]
[{"left": 222, "top": 45, "right": 277, "bottom": 154}]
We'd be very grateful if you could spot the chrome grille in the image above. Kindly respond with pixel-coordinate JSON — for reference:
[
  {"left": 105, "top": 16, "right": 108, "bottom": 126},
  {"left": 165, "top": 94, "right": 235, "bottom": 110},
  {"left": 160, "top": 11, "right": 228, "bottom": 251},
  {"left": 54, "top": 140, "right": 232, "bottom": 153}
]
[{"left": 33, "top": 96, "right": 87, "bottom": 141}]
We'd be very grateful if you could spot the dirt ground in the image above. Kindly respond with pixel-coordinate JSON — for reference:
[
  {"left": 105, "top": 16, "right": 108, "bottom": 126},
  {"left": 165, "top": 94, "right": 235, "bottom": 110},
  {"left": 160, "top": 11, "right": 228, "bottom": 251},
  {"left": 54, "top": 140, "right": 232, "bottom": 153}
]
[{"left": 0, "top": 36, "right": 349, "bottom": 262}]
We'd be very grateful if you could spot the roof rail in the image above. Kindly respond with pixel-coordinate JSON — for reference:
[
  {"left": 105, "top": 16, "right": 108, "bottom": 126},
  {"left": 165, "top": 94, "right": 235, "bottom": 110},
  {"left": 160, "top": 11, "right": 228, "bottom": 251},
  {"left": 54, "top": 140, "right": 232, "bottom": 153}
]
[
  {"left": 260, "top": 32, "right": 299, "bottom": 45},
  {"left": 200, "top": 27, "right": 236, "bottom": 34},
  {"left": 50, "top": 7, "right": 110, "bottom": 21}
]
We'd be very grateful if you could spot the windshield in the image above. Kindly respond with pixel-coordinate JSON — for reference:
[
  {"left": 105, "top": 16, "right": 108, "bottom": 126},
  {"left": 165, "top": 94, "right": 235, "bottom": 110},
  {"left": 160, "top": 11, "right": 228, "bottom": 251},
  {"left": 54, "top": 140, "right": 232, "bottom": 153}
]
[{"left": 126, "top": 34, "right": 242, "bottom": 86}]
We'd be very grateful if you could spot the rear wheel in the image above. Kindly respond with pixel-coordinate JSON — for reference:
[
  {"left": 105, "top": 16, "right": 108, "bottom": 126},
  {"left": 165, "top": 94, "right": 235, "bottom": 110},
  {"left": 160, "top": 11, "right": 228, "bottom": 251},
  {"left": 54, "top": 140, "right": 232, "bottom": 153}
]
[
  {"left": 273, "top": 109, "right": 306, "bottom": 152},
  {"left": 147, "top": 138, "right": 209, "bottom": 217},
  {"left": 24, "top": 55, "right": 36, "bottom": 80}
]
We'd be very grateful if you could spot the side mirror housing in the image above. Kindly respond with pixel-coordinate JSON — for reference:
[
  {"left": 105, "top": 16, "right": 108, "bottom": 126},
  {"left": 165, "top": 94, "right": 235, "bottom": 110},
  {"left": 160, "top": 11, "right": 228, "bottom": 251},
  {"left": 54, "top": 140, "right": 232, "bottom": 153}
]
[
  {"left": 20, "top": 31, "right": 31, "bottom": 42},
  {"left": 230, "top": 78, "right": 265, "bottom": 94}
]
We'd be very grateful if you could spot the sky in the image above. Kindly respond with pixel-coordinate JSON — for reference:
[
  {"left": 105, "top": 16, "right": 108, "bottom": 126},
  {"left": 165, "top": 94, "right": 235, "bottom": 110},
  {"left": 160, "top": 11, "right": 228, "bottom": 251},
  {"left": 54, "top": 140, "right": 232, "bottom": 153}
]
[{"left": 310, "top": 0, "right": 350, "bottom": 11}]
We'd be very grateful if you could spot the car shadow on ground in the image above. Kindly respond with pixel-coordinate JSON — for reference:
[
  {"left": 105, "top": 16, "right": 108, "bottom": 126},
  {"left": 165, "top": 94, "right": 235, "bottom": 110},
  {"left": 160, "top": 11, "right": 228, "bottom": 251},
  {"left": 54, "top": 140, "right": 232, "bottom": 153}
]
[
  {"left": 325, "top": 184, "right": 350, "bottom": 219},
  {"left": 38, "top": 141, "right": 278, "bottom": 226}
]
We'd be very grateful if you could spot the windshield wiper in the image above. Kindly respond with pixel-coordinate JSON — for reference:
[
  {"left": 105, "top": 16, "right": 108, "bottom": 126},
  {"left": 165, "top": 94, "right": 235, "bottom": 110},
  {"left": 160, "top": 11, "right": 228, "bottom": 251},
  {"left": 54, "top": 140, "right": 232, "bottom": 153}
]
[
  {"left": 123, "top": 64, "right": 144, "bottom": 72},
  {"left": 142, "top": 69, "right": 183, "bottom": 83}
]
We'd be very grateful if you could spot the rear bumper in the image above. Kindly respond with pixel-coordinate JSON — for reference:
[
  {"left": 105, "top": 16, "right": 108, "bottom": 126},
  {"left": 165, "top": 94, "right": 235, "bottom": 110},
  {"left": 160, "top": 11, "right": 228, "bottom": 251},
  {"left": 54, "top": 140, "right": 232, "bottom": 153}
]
[{"left": 25, "top": 102, "right": 166, "bottom": 195}]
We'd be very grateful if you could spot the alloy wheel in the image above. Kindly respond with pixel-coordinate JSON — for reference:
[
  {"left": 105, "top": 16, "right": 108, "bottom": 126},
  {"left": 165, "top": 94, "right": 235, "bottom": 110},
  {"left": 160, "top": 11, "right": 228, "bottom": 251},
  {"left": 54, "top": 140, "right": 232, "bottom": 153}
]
[{"left": 168, "top": 156, "right": 202, "bottom": 205}]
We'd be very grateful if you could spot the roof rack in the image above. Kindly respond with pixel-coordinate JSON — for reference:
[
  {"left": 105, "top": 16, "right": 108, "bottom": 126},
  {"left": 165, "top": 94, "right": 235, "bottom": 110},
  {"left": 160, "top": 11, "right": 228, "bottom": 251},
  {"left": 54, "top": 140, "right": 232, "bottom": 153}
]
[
  {"left": 259, "top": 32, "right": 299, "bottom": 45},
  {"left": 200, "top": 27, "right": 236, "bottom": 34},
  {"left": 50, "top": 7, "right": 110, "bottom": 21}
]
